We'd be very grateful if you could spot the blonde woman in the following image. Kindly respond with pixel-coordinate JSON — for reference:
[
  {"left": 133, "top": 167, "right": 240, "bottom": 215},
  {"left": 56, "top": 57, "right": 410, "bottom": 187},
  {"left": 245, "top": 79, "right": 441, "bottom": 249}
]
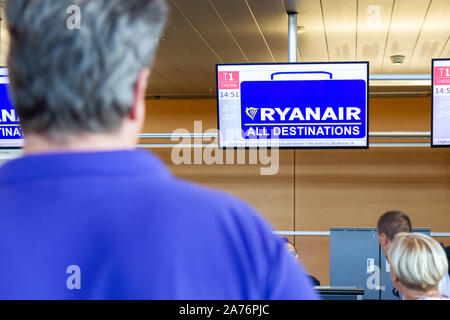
[{"left": 389, "top": 233, "right": 449, "bottom": 300}]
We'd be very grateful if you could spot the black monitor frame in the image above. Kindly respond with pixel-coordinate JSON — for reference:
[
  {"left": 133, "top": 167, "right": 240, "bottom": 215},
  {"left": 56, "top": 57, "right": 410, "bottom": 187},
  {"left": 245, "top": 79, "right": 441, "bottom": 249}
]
[
  {"left": 431, "top": 58, "right": 450, "bottom": 148},
  {"left": 216, "top": 61, "right": 370, "bottom": 150},
  {"left": 0, "top": 66, "right": 23, "bottom": 150}
]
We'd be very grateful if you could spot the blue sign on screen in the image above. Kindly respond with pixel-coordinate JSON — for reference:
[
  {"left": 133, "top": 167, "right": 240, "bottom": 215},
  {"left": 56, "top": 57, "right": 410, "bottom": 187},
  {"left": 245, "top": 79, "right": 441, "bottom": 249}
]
[
  {"left": 240, "top": 79, "right": 367, "bottom": 140},
  {"left": 0, "top": 82, "right": 23, "bottom": 140}
]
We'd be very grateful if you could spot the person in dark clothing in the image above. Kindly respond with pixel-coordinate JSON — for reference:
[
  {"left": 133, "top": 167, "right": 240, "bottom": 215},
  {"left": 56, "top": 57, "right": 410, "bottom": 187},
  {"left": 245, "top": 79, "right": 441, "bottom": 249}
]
[{"left": 283, "top": 238, "right": 321, "bottom": 287}]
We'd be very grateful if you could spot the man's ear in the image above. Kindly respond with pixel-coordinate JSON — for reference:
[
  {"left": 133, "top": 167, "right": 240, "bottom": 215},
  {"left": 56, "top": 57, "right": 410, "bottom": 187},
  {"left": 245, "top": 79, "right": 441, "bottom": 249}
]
[
  {"left": 381, "top": 233, "right": 389, "bottom": 247},
  {"left": 391, "top": 270, "right": 400, "bottom": 286},
  {"left": 130, "top": 68, "right": 150, "bottom": 121}
]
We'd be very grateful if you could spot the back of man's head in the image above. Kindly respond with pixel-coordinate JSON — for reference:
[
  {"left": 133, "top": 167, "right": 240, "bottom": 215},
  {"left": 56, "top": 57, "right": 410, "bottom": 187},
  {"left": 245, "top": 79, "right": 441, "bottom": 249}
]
[
  {"left": 6, "top": 0, "right": 167, "bottom": 141},
  {"left": 377, "top": 210, "right": 412, "bottom": 241}
]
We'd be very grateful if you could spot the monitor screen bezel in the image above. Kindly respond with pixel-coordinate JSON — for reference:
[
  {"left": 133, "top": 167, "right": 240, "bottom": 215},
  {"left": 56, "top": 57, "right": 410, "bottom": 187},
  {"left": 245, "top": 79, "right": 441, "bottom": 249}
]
[
  {"left": 0, "top": 66, "right": 23, "bottom": 150},
  {"left": 431, "top": 58, "right": 450, "bottom": 148},
  {"left": 215, "top": 61, "right": 370, "bottom": 150}
]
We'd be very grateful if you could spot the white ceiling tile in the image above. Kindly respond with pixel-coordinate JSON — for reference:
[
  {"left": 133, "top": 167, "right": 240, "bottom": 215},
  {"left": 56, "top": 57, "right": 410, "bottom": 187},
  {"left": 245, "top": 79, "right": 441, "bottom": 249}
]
[
  {"left": 381, "top": 0, "right": 431, "bottom": 73},
  {"left": 357, "top": 0, "right": 394, "bottom": 73},
  {"left": 247, "top": 0, "right": 289, "bottom": 63},
  {"left": 174, "top": 0, "right": 248, "bottom": 63},
  {"left": 322, "top": 0, "right": 358, "bottom": 61},
  {"left": 408, "top": 0, "right": 450, "bottom": 73},
  {"left": 208, "top": 0, "right": 275, "bottom": 62},
  {"left": 296, "top": 0, "right": 328, "bottom": 62}
]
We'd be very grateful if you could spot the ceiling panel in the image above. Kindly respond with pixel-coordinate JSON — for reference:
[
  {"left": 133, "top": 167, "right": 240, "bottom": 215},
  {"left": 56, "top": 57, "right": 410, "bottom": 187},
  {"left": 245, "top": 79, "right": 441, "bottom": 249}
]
[
  {"left": 408, "top": 0, "right": 450, "bottom": 73},
  {"left": 147, "top": 82, "right": 163, "bottom": 95},
  {"left": 357, "top": 0, "right": 394, "bottom": 74},
  {"left": 147, "top": 0, "right": 221, "bottom": 94},
  {"left": 247, "top": 0, "right": 289, "bottom": 63},
  {"left": 148, "top": 68, "right": 185, "bottom": 94},
  {"left": 151, "top": 51, "right": 201, "bottom": 94},
  {"left": 166, "top": 0, "right": 220, "bottom": 69},
  {"left": 380, "top": 0, "right": 431, "bottom": 74},
  {"left": 153, "top": 6, "right": 222, "bottom": 93},
  {"left": 153, "top": 37, "right": 213, "bottom": 93},
  {"left": 208, "top": 0, "right": 275, "bottom": 62},
  {"left": 296, "top": 0, "right": 329, "bottom": 61},
  {"left": 1, "top": 0, "right": 447, "bottom": 97},
  {"left": 441, "top": 38, "right": 450, "bottom": 58},
  {"left": 166, "top": 0, "right": 220, "bottom": 68},
  {"left": 173, "top": 0, "right": 247, "bottom": 63},
  {"left": 321, "top": 0, "right": 358, "bottom": 61}
]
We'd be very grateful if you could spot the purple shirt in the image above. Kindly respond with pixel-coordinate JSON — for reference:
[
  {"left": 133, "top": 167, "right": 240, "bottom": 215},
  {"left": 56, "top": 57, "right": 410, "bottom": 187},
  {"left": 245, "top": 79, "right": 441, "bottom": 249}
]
[{"left": 0, "top": 150, "right": 318, "bottom": 300}]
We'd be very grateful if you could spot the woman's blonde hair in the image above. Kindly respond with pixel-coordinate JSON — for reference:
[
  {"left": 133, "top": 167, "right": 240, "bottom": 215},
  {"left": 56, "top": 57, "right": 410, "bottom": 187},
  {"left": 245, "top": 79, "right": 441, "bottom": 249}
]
[{"left": 389, "top": 232, "right": 448, "bottom": 292}]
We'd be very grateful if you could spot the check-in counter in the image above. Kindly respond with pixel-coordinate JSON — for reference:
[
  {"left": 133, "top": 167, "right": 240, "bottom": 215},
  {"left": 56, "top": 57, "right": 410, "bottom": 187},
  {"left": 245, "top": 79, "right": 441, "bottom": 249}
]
[{"left": 315, "top": 286, "right": 364, "bottom": 300}]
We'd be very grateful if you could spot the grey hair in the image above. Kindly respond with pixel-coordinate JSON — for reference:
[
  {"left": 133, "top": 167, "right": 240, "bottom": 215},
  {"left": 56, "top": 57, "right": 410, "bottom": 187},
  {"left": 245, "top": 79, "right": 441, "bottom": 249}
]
[{"left": 6, "top": 0, "right": 167, "bottom": 140}]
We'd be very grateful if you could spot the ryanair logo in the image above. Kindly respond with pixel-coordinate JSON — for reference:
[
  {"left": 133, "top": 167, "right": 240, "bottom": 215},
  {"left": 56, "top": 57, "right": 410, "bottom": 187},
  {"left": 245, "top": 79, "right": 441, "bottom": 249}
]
[
  {"left": 245, "top": 107, "right": 259, "bottom": 121},
  {"left": 245, "top": 107, "right": 362, "bottom": 122}
]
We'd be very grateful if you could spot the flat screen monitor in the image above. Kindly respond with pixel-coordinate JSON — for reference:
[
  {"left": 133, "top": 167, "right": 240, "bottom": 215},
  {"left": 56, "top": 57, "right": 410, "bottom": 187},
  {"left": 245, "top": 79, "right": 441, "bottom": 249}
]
[
  {"left": 432, "top": 59, "right": 450, "bottom": 147},
  {"left": 0, "top": 149, "right": 23, "bottom": 166},
  {"left": 216, "top": 62, "right": 369, "bottom": 148},
  {"left": 0, "top": 67, "right": 23, "bottom": 148}
]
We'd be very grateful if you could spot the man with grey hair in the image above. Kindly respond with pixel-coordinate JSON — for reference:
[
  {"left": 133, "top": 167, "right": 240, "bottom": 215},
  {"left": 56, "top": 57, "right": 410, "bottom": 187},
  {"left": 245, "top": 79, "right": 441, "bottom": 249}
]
[{"left": 0, "top": 0, "right": 317, "bottom": 299}]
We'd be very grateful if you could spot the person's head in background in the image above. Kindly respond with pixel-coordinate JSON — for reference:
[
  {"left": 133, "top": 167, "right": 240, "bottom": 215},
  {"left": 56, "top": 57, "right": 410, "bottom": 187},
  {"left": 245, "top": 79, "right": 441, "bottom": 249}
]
[
  {"left": 6, "top": 0, "right": 167, "bottom": 154},
  {"left": 388, "top": 233, "right": 449, "bottom": 300},
  {"left": 282, "top": 237, "right": 321, "bottom": 287},
  {"left": 282, "top": 237, "right": 299, "bottom": 259},
  {"left": 377, "top": 210, "right": 412, "bottom": 258}
]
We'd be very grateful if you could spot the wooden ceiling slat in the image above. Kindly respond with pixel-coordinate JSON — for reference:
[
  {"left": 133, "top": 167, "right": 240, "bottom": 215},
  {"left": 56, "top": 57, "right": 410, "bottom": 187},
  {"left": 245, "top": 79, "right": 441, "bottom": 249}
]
[
  {"left": 247, "top": 0, "right": 289, "bottom": 63},
  {"left": 381, "top": 0, "right": 431, "bottom": 74},
  {"left": 408, "top": 0, "right": 450, "bottom": 73},
  {"left": 440, "top": 37, "right": 450, "bottom": 58},
  {"left": 295, "top": 0, "right": 329, "bottom": 62},
  {"left": 146, "top": 1, "right": 222, "bottom": 94},
  {"left": 146, "top": 0, "right": 445, "bottom": 95},
  {"left": 174, "top": 0, "right": 248, "bottom": 63},
  {"left": 321, "top": 0, "right": 358, "bottom": 61},
  {"left": 146, "top": 83, "right": 163, "bottom": 95},
  {"left": 163, "top": 22, "right": 216, "bottom": 85},
  {"left": 148, "top": 67, "right": 186, "bottom": 94},
  {"left": 357, "top": 0, "right": 394, "bottom": 74},
  {"left": 166, "top": 1, "right": 220, "bottom": 71},
  {"left": 209, "top": 0, "right": 275, "bottom": 63},
  {"left": 155, "top": 38, "right": 214, "bottom": 92},
  {"left": 151, "top": 51, "right": 202, "bottom": 94}
]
